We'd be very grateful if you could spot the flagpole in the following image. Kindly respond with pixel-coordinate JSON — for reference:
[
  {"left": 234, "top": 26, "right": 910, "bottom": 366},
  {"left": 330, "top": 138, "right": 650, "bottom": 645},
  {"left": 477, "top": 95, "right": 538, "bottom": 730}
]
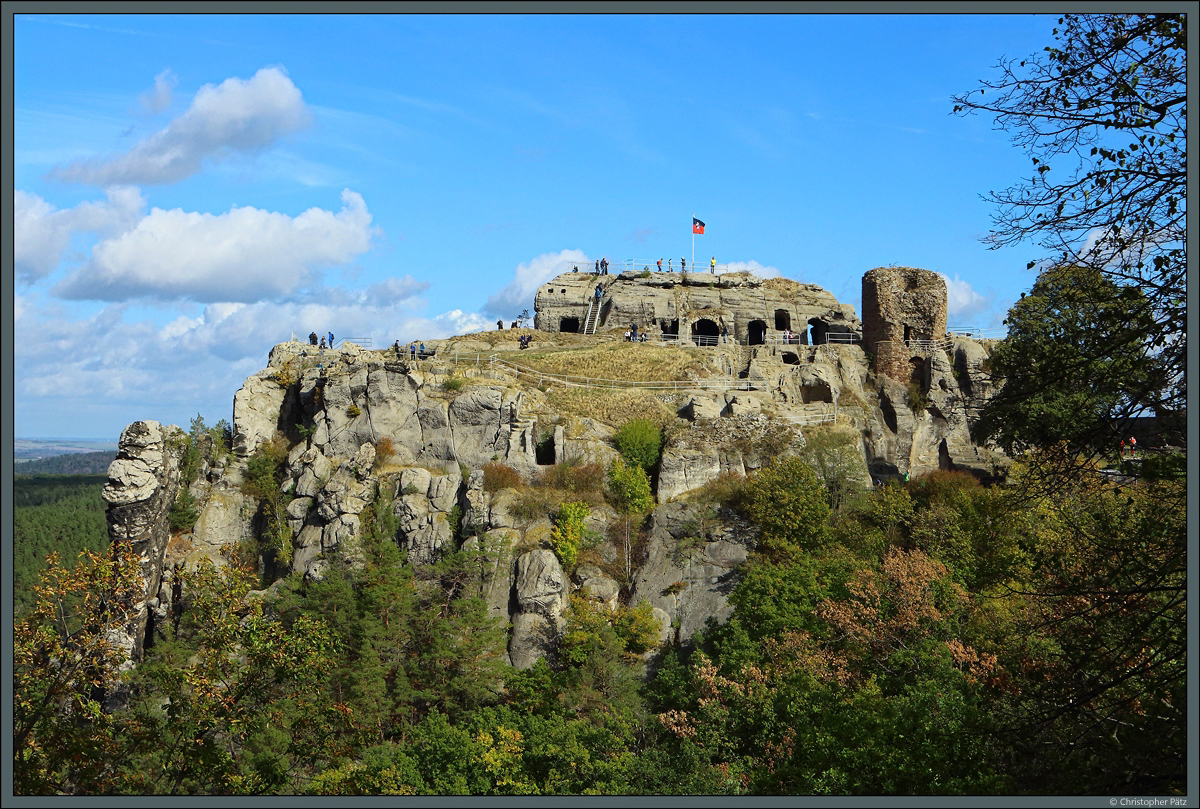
[{"left": 691, "top": 212, "right": 695, "bottom": 272}]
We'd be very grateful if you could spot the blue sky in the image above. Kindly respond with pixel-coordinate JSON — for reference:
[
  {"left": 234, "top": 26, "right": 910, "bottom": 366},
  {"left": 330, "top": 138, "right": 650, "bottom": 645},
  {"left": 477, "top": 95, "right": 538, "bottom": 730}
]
[{"left": 14, "top": 12, "right": 1062, "bottom": 439}]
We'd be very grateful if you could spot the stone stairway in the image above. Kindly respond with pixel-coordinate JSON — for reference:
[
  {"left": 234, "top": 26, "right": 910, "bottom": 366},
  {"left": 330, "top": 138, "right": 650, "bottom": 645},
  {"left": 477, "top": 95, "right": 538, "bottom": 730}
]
[{"left": 507, "top": 413, "right": 539, "bottom": 460}]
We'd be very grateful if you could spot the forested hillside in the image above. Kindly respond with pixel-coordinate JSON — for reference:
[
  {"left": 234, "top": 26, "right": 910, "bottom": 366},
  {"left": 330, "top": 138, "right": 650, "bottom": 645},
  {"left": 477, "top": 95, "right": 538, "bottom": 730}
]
[
  {"left": 15, "top": 451, "right": 117, "bottom": 476},
  {"left": 13, "top": 457, "right": 1185, "bottom": 795},
  {"left": 12, "top": 475, "right": 110, "bottom": 615}
]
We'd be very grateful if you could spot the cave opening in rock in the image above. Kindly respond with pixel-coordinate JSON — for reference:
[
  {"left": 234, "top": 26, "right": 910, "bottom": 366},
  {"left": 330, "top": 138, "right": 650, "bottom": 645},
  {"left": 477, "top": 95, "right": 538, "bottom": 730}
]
[
  {"left": 690, "top": 318, "right": 719, "bottom": 346},
  {"left": 809, "top": 318, "right": 829, "bottom": 345},
  {"left": 747, "top": 319, "right": 767, "bottom": 346},
  {"left": 774, "top": 309, "right": 791, "bottom": 331},
  {"left": 535, "top": 431, "right": 555, "bottom": 465},
  {"left": 559, "top": 316, "right": 580, "bottom": 333},
  {"left": 781, "top": 351, "right": 800, "bottom": 365}
]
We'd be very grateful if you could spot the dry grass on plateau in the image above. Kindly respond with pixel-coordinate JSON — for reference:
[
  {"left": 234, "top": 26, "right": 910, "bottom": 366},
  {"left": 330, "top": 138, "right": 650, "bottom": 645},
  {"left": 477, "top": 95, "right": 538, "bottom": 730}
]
[
  {"left": 513, "top": 342, "right": 707, "bottom": 384},
  {"left": 545, "top": 387, "right": 676, "bottom": 430}
]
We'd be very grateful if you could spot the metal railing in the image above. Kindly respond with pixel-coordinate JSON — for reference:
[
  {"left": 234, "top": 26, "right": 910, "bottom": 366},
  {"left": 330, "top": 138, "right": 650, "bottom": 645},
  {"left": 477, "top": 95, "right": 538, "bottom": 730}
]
[
  {"left": 623, "top": 259, "right": 731, "bottom": 274},
  {"left": 946, "top": 326, "right": 1008, "bottom": 339},
  {"left": 876, "top": 337, "right": 954, "bottom": 352}
]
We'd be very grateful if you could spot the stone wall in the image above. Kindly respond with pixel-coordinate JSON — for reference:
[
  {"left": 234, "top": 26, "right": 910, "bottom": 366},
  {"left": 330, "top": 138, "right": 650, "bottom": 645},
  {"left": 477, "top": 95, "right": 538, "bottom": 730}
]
[
  {"left": 534, "top": 270, "right": 859, "bottom": 346},
  {"left": 861, "top": 267, "right": 947, "bottom": 380}
]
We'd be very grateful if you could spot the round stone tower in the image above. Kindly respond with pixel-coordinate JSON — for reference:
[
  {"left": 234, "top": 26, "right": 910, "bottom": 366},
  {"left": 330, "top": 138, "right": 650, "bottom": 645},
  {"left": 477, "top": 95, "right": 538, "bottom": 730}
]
[{"left": 861, "top": 267, "right": 947, "bottom": 380}]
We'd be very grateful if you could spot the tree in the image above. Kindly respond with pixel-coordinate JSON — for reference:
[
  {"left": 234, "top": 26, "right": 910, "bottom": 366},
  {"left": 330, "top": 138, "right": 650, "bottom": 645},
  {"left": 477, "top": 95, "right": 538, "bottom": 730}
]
[
  {"left": 797, "top": 427, "right": 867, "bottom": 515},
  {"left": 607, "top": 458, "right": 652, "bottom": 579},
  {"left": 13, "top": 545, "right": 144, "bottom": 794},
  {"left": 741, "top": 457, "right": 830, "bottom": 561},
  {"left": 613, "top": 419, "right": 662, "bottom": 475},
  {"left": 971, "top": 263, "right": 1164, "bottom": 455},
  {"left": 952, "top": 14, "right": 1185, "bottom": 438}
]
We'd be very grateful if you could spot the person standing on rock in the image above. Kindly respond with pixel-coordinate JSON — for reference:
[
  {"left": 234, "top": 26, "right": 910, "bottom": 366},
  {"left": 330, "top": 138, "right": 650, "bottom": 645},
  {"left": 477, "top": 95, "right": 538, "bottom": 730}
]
[
  {"left": 309, "top": 331, "right": 318, "bottom": 346},
  {"left": 681, "top": 257, "right": 686, "bottom": 271},
  {"left": 710, "top": 256, "right": 716, "bottom": 274},
  {"left": 667, "top": 258, "right": 673, "bottom": 271},
  {"left": 601, "top": 258, "right": 608, "bottom": 275},
  {"left": 320, "top": 336, "right": 327, "bottom": 349},
  {"left": 497, "top": 319, "right": 504, "bottom": 330},
  {"left": 328, "top": 332, "right": 335, "bottom": 348},
  {"left": 656, "top": 258, "right": 662, "bottom": 272},
  {"left": 595, "top": 259, "right": 600, "bottom": 274}
]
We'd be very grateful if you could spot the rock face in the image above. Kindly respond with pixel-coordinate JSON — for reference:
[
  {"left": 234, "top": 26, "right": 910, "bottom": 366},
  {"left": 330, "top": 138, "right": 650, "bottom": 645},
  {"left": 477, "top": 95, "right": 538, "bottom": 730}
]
[
  {"left": 103, "top": 421, "right": 182, "bottom": 666},
  {"left": 534, "top": 270, "right": 859, "bottom": 346},
  {"left": 105, "top": 266, "right": 1004, "bottom": 675}
]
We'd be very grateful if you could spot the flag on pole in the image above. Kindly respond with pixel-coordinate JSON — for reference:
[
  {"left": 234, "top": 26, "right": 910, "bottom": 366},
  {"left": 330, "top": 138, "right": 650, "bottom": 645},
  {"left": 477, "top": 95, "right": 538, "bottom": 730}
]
[{"left": 692, "top": 217, "right": 705, "bottom": 234}]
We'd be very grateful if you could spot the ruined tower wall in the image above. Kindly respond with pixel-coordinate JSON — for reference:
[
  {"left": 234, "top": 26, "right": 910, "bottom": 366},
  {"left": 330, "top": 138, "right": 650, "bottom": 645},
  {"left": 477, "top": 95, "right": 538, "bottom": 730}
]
[{"left": 861, "top": 267, "right": 947, "bottom": 380}]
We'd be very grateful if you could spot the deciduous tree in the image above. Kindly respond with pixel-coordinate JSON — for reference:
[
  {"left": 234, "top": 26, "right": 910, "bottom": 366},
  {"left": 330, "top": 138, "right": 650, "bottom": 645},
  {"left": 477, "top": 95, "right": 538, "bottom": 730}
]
[{"left": 952, "top": 13, "right": 1185, "bottom": 439}]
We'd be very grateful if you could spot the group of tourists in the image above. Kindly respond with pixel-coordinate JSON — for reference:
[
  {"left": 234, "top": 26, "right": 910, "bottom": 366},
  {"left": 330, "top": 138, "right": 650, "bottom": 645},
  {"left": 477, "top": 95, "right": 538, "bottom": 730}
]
[
  {"left": 649, "top": 256, "right": 717, "bottom": 274},
  {"left": 1119, "top": 436, "right": 1138, "bottom": 457},
  {"left": 518, "top": 334, "right": 534, "bottom": 350},
  {"left": 308, "top": 331, "right": 335, "bottom": 349},
  {"left": 392, "top": 340, "right": 428, "bottom": 359}
]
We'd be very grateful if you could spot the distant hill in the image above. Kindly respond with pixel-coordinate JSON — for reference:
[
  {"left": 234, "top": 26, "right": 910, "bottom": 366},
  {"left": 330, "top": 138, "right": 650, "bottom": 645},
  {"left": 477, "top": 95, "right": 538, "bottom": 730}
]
[{"left": 14, "top": 450, "right": 117, "bottom": 476}]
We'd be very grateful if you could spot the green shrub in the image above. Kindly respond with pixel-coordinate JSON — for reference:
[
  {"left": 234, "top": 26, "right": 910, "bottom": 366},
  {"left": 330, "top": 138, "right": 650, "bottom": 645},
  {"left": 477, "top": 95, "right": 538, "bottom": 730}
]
[
  {"left": 346, "top": 404, "right": 362, "bottom": 418},
  {"left": 550, "top": 501, "right": 589, "bottom": 570},
  {"left": 905, "top": 381, "right": 928, "bottom": 414},
  {"left": 614, "top": 600, "right": 662, "bottom": 653},
  {"left": 689, "top": 470, "right": 748, "bottom": 510},
  {"left": 743, "top": 457, "right": 831, "bottom": 560},
  {"left": 607, "top": 458, "right": 652, "bottom": 515},
  {"left": 168, "top": 487, "right": 200, "bottom": 533},
  {"left": 613, "top": 418, "right": 662, "bottom": 474},
  {"left": 443, "top": 376, "right": 465, "bottom": 392}
]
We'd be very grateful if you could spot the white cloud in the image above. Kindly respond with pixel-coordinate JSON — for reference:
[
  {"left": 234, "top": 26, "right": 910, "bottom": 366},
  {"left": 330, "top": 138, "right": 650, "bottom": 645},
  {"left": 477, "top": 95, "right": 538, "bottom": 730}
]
[
  {"left": 483, "top": 249, "right": 589, "bottom": 317},
  {"left": 50, "top": 67, "right": 311, "bottom": 185},
  {"left": 939, "top": 273, "right": 989, "bottom": 320},
  {"left": 15, "top": 289, "right": 490, "bottom": 437},
  {"left": 720, "top": 260, "right": 781, "bottom": 278},
  {"left": 14, "top": 187, "right": 146, "bottom": 281},
  {"left": 54, "top": 189, "right": 375, "bottom": 303},
  {"left": 139, "top": 69, "right": 177, "bottom": 114}
]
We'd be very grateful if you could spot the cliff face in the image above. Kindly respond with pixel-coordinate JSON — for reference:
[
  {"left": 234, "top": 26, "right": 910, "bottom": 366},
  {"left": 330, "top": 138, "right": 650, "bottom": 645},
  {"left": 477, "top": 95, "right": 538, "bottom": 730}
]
[
  {"left": 105, "top": 267, "right": 1003, "bottom": 672},
  {"left": 102, "top": 420, "right": 182, "bottom": 667}
]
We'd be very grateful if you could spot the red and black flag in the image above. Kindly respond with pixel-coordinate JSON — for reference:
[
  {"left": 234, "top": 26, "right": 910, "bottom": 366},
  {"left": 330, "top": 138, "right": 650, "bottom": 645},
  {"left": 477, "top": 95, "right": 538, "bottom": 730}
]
[{"left": 692, "top": 217, "right": 705, "bottom": 235}]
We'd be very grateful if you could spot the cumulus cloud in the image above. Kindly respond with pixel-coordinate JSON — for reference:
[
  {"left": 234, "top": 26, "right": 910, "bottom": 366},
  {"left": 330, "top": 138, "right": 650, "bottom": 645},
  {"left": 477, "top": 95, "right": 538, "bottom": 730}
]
[
  {"left": 139, "top": 69, "right": 177, "bottom": 113},
  {"left": 939, "top": 273, "right": 989, "bottom": 321},
  {"left": 483, "top": 249, "right": 589, "bottom": 317},
  {"left": 719, "top": 260, "right": 781, "bottom": 278},
  {"left": 54, "top": 189, "right": 375, "bottom": 303},
  {"left": 14, "top": 187, "right": 146, "bottom": 281},
  {"left": 49, "top": 66, "right": 311, "bottom": 186},
  {"left": 15, "top": 288, "right": 490, "bottom": 437}
]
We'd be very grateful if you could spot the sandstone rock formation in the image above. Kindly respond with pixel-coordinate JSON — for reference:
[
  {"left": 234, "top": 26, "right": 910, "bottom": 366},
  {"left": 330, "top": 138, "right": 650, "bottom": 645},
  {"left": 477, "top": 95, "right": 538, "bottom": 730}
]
[
  {"left": 102, "top": 421, "right": 182, "bottom": 667},
  {"left": 534, "top": 269, "right": 858, "bottom": 347},
  {"left": 105, "top": 266, "right": 1004, "bottom": 676}
]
